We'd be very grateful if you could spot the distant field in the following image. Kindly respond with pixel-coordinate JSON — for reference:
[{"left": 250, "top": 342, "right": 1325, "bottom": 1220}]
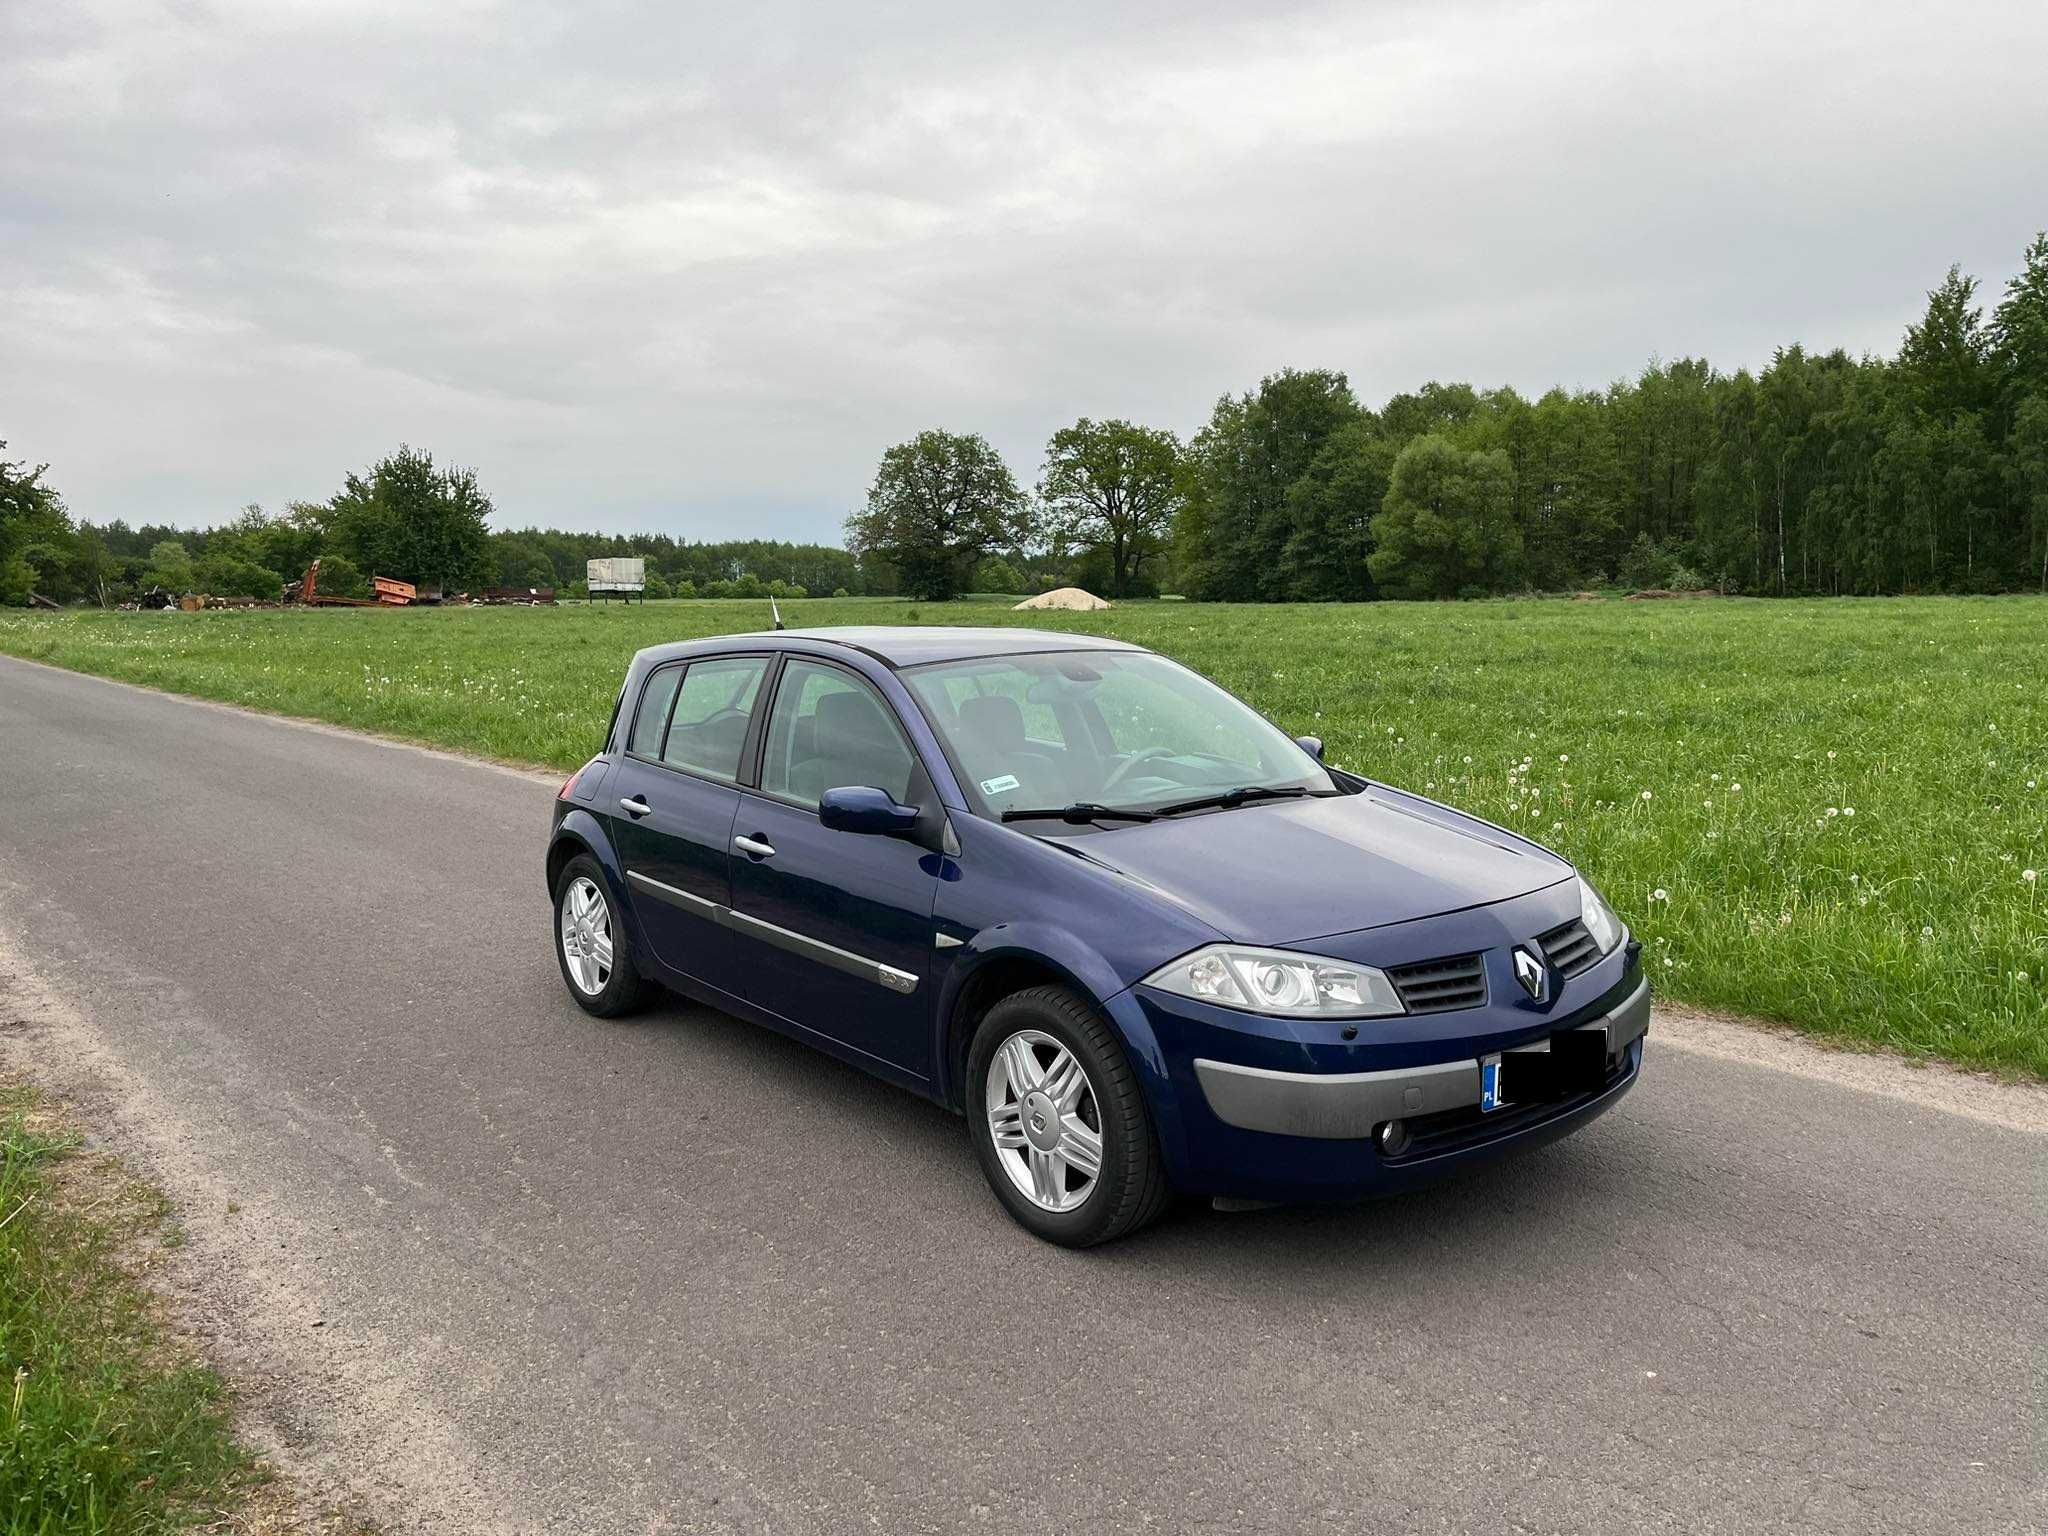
[{"left": 3, "top": 596, "right": 2043, "bottom": 1076}]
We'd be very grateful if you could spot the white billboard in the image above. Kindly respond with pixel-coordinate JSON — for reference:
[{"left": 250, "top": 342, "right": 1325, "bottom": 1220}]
[{"left": 586, "top": 557, "right": 646, "bottom": 593}]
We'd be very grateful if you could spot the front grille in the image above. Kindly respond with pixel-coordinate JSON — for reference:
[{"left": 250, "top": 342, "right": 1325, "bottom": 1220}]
[
  {"left": 1537, "top": 918, "right": 1602, "bottom": 979},
  {"left": 1387, "top": 953, "right": 1487, "bottom": 1014}
]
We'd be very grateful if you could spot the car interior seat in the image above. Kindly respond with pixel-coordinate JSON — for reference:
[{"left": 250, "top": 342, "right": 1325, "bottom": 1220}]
[
  {"left": 789, "top": 687, "right": 914, "bottom": 804},
  {"left": 955, "top": 694, "right": 1064, "bottom": 804}
]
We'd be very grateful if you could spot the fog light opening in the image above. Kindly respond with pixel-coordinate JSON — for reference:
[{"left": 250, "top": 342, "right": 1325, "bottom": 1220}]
[{"left": 1376, "top": 1119, "right": 1410, "bottom": 1157}]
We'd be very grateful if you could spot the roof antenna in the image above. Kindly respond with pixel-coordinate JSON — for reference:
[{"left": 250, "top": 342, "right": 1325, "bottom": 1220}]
[{"left": 770, "top": 595, "right": 786, "bottom": 631}]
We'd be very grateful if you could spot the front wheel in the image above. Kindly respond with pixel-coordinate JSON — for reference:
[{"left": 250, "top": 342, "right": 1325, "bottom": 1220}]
[
  {"left": 966, "top": 985, "right": 1169, "bottom": 1246},
  {"left": 553, "top": 854, "right": 650, "bottom": 1017}
]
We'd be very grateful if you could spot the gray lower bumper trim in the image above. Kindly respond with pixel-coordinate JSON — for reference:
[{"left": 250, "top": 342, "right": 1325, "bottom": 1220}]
[{"left": 1193, "top": 975, "right": 1649, "bottom": 1140}]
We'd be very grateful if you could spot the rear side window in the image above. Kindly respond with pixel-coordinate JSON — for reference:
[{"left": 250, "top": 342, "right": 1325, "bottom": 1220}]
[
  {"left": 629, "top": 666, "right": 682, "bottom": 756},
  {"left": 660, "top": 657, "right": 768, "bottom": 781}
]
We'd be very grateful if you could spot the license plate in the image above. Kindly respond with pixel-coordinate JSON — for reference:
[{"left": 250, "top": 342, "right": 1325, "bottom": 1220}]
[{"left": 1480, "top": 1053, "right": 1506, "bottom": 1112}]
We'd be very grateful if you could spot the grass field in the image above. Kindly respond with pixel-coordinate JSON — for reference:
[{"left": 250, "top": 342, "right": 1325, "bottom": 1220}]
[{"left": 2, "top": 596, "right": 2043, "bottom": 1077}]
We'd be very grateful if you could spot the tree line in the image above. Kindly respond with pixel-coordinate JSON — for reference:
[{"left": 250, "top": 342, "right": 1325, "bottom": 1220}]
[
  {"left": 6, "top": 231, "right": 2045, "bottom": 607},
  {"left": 0, "top": 444, "right": 869, "bottom": 605},
  {"left": 851, "top": 231, "right": 2048, "bottom": 600}
]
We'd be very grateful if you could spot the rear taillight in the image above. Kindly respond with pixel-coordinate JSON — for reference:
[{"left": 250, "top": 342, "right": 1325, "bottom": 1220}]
[{"left": 558, "top": 767, "right": 582, "bottom": 800}]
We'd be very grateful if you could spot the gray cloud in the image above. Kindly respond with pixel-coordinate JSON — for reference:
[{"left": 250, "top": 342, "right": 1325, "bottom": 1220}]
[{"left": 4, "top": 0, "right": 2043, "bottom": 539}]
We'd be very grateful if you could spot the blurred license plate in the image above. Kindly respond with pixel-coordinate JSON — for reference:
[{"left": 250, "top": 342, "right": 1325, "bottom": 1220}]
[{"left": 1480, "top": 1053, "right": 1505, "bottom": 1112}]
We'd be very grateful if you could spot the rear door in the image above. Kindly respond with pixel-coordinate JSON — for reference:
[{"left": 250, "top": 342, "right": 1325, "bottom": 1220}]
[
  {"left": 608, "top": 654, "right": 769, "bottom": 997},
  {"left": 727, "top": 658, "right": 941, "bottom": 1077}
]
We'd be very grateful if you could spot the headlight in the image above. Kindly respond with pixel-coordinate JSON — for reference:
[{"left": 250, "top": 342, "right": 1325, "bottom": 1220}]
[
  {"left": 1578, "top": 875, "right": 1624, "bottom": 956},
  {"left": 1140, "top": 944, "right": 1405, "bottom": 1018}
]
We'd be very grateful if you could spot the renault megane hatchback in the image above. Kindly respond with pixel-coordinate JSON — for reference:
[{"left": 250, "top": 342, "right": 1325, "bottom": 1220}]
[{"left": 547, "top": 627, "right": 1646, "bottom": 1246}]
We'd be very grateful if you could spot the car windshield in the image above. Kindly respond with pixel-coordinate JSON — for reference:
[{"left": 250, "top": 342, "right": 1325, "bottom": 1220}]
[{"left": 903, "top": 650, "right": 1335, "bottom": 820}]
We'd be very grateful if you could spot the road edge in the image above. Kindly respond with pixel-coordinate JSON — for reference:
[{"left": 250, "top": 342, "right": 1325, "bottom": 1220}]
[{"left": 0, "top": 923, "right": 523, "bottom": 1535}]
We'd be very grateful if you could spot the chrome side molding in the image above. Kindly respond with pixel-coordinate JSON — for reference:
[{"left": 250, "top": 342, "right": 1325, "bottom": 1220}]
[{"left": 624, "top": 869, "right": 919, "bottom": 995}]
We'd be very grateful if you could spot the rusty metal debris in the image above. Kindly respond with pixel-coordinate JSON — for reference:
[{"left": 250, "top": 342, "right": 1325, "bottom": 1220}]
[
  {"left": 281, "top": 559, "right": 416, "bottom": 607},
  {"left": 473, "top": 585, "right": 558, "bottom": 605}
]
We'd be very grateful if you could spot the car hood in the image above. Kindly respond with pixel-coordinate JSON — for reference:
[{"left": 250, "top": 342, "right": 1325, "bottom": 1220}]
[{"left": 1041, "top": 786, "right": 1574, "bottom": 946}]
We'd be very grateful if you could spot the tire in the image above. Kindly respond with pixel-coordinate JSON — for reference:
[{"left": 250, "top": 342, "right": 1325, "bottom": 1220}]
[
  {"left": 552, "top": 854, "right": 651, "bottom": 1018},
  {"left": 966, "top": 985, "right": 1170, "bottom": 1247}
]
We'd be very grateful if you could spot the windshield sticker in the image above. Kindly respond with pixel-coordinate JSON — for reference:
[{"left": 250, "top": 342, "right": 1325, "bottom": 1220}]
[{"left": 980, "top": 774, "right": 1022, "bottom": 796}]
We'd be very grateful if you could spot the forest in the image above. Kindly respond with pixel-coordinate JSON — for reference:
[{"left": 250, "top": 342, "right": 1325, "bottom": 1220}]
[{"left": 4, "top": 233, "right": 2044, "bottom": 606}]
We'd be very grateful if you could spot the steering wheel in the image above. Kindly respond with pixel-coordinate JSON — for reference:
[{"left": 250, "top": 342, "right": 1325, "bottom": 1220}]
[{"left": 1100, "top": 746, "right": 1179, "bottom": 796}]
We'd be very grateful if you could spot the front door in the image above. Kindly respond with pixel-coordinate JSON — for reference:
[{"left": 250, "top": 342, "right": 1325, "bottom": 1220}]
[
  {"left": 727, "top": 659, "right": 940, "bottom": 1077},
  {"left": 609, "top": 654, "right": 769, "bottom": 998}
]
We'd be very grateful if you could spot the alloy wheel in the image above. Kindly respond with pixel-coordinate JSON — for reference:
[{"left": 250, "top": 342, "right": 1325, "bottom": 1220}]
[
  {"left": 985, "top": 1029, "right": 1105, "bottom": 1212},
  {"left": 559, "top": 876, "right": 614, "bottom": 996}
]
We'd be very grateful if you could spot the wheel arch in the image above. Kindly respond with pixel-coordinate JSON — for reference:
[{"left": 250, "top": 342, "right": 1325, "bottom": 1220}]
[
  {"left": 936, "top": 934, "right": 1191, "bottom": 1192},
  {"left": 932, "top": 927, "right": 1160, "bottom": 1110}
]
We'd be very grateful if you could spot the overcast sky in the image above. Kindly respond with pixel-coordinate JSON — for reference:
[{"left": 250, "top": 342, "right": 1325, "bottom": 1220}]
[{"left": 4, "top": 0, "right": 2044, "bottom": 542}]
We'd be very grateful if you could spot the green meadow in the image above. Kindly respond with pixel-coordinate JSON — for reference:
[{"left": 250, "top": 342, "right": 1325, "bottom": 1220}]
[{"left": 3, "top": 596, "right": 2043, "bottom": 1076}]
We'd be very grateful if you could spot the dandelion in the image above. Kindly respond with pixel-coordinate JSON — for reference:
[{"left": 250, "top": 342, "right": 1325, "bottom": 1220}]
[
  {"left": 1710, "top": 772, "right": 1721, "bottom": 782},
  {"left": 1842, "top": 807, "right": 1854, "bottom": 817},
  {"left": 1663, "top": 956, "right": 1674, "bottom": 968},
  {"left": 1641, "top": 789, "right": 1653, "bottom": 801},
  {"left": 2025, "top": 870, "right": 2039, "bottom": 884},
  {"left": 1921, "top": 925, "right": 1934, "bottom": 939},
  {"left": 1462, "top": 755, "right": 1472, "bottom": 764},
  {"left": 1559, "top": 754, "right": 1569, "bottom": 763},
  {"left": 1730, "top": 783, "right": 1741, "bottom": 793},
  {"left": 1651, "top": 888, "right": 1668, "bottom": 902}
]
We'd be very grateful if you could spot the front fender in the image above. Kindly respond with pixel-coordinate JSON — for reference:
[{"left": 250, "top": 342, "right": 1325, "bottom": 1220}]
[{"left": 933, "top": 923, "right": 1193, "bottom": 1189}]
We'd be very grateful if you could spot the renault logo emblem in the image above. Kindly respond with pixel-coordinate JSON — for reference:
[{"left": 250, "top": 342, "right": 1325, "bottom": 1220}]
[{"left": 1513, "top": 947, "right": 1548, "bottom": 1001}]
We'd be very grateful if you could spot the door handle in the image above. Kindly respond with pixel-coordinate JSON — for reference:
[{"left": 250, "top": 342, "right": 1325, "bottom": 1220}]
[
  {"left": 733, "top": 834, "right": 776, "bottom": 859},
  {"left": 619, "top": 796, "right": 652, "bottom": 818}
]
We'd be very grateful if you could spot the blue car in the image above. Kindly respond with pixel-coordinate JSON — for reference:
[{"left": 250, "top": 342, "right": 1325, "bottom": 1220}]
[{"left": 547, "top": 626, "right": 1646, "bottom": 1245}]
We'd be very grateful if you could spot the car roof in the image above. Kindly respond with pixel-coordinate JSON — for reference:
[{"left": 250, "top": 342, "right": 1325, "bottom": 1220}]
[{"left": 633, "top": 625, "right": 1147, "bottom": 670}]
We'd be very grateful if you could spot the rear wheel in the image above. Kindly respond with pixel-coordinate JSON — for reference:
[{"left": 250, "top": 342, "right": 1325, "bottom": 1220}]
[
  {"left": 553, "top": 854, "right": 650, "bottom": 1017},
  {"left": 967, "top": 985, "right": 1169, "bottom": 1246}
]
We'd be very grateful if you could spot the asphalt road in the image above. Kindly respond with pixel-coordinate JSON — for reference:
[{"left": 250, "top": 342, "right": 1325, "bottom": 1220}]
[{"left": 1, "top": 654, "right": 2041, "bottom": 1535}]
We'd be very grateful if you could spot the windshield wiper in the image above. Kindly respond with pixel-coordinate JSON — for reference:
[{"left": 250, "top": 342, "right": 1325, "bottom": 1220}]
[
  {"left": 1001, "top": 802, "right": 1159, "bottom": 825},
  {"left": 1151, "top": 785, "right": 1317, "bottom": 818}
]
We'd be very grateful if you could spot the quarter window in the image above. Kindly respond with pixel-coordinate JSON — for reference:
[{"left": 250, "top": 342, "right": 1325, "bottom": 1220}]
[
  {"left": 628, "top": 665, "right": 682, "bottom": 756},
  {"left": 761, "top": 660, "right": 918, "bottom": 808}
]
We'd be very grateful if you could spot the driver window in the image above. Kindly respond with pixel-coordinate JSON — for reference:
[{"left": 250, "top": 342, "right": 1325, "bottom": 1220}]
[
  {"left": 762, "top": 660, "right": 917, "bottom": 808},
  {"left": 660, "top": 656, "right": 767, "bottom": 781}
]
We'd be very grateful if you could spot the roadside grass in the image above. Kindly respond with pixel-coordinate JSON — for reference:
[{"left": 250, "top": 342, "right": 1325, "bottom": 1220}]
[
  {"left": 0, "top": 1079, "right": 261, "bottom": 1534},
  {"left": 1, "top": 597, "right": 2042, "bottom": 1076}
]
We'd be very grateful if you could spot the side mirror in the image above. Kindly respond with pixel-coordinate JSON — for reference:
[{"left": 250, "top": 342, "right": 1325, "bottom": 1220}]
[
  {"left": 1295, "top": 735, "right": 1325, "bottom": 761},
  {"left": 819, "top": 785, "right": 921, "bottom": 837}
]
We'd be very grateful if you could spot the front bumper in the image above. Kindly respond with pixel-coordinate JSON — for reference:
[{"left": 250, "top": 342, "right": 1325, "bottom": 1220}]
[
  {"left": 1108, "top": 912, "right": 1649, "bottom": 1202},
  {"left": 1192, "top": 975, "right": 1649, "bottom": 1140}
]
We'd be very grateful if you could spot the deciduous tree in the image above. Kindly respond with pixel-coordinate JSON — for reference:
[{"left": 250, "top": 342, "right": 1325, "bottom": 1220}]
[
  {"left": 1367, "top": 436, "right": 1522, "bottom": 598},
  {"left": 844, "top": 431, "right": 1032, "bottom": 600},
  {"left": 1038, "top": 419, "right": 1183, "bottom": 597}
]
